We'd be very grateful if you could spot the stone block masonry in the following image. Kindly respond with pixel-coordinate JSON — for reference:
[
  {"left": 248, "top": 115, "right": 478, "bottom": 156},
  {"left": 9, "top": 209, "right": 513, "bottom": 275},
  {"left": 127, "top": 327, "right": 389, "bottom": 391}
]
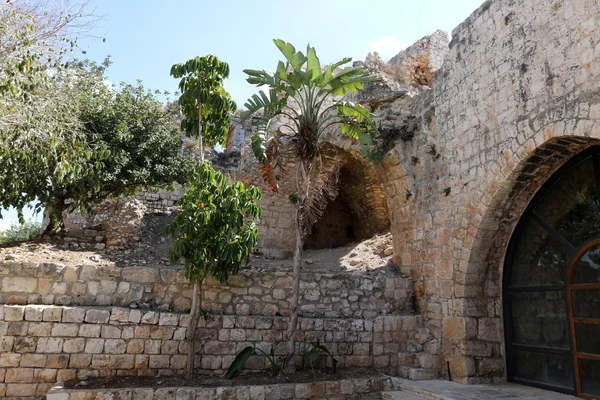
[
  {"left": 0, "top": 262, "right": 412, "bottom": 319},
  {"left": 0, "top": 305, "right": 419, "bottom": 399}
]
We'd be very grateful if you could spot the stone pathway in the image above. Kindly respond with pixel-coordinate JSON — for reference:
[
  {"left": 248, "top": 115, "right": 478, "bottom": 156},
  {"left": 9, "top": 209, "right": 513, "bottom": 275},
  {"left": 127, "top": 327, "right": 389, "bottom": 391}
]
[{"left": 384, "top": 378, "right": 579, "bottom": 400}]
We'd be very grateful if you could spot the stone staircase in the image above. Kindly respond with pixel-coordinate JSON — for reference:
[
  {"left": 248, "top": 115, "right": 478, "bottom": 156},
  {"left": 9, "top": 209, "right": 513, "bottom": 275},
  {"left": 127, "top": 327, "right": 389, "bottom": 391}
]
[
  {"left": 396, "top": 350, "right": 440, "bottom": 381},
  {"left": 398, "top": 364, "right": 439, "bottom": 381}
]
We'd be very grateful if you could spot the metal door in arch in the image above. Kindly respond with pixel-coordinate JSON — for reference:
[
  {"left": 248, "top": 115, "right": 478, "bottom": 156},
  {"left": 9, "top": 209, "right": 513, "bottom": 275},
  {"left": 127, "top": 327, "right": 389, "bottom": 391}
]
[{"left": 504, "top": 146, "right": 600, "bottom": 399}]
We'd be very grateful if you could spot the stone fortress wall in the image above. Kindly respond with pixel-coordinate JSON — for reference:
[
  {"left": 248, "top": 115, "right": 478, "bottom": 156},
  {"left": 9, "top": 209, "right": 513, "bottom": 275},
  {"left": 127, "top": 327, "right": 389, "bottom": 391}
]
[{"left": 6, "top": 0, "right": 600, "bottom": 396}]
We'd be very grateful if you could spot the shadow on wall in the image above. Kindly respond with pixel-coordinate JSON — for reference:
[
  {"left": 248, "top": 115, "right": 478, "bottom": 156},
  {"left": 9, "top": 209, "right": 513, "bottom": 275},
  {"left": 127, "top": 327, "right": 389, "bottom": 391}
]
[{"left": 139, "top": 212, "right": 177, "bottom": 259}]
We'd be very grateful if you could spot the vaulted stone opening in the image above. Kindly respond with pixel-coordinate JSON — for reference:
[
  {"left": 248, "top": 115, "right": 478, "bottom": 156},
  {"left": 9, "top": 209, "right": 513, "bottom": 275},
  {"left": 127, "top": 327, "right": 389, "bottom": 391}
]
[{"left": 304, "top": 152, "right": 390, "bottom": 250}]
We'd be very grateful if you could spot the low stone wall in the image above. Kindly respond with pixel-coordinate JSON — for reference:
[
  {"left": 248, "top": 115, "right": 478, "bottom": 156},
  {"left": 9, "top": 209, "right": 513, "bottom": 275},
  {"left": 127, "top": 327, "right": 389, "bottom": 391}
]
[
  {"left": 203, "top": 269, "right": 412, "bottom": 319},
  {"left": 0, "top": 305, "right": 417, "bottom": 399},
  {"left": 47, "top": 375, "right": 395, "bottom": 400},
  {"left": 0, "top": 262, "right": 413, "bottom": 318}
]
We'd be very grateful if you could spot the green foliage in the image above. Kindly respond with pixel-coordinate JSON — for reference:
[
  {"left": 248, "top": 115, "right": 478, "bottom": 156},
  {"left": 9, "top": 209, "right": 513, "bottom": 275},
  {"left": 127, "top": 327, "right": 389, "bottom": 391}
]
[
  {"left": 405, "top": 190, "right": 412, "bottom": 201},
  {"left": 301, "top": 334, "right": 337, "bottom": 373},
  {"left": 0, "top": 220, "right": 41, "bottom": 244},
  {"left": 170, "top": 56, "right": 237, "bottom": 147},
  {"left": 165, "top": 162, "right": 262, "bottom": 284},
  {"left": 225, "top": 343, "right": 283, "bottom": 378},
  {"left": 41, "top": 60, "right": 194, "bottom": 232},
  {"left": 1, "top": 3, "right": 190, "bottom": 231},
  {"left": 427, "top": 144, "right": 441, "bottom": 161},
  {"left": 241, "top": 40, "right": 379, "bottom": 171},
  {"left": 241, "top": 40, "right": 377, "bottom": 372},
  {"left": 443, "top": 187, "right": 451, "bottom": 196},
  {"left": 0, "top": 1, "right": 97, "bottom": 223},
  {"left": 366, "top": 148, "right": 385, "bottom": 164}
]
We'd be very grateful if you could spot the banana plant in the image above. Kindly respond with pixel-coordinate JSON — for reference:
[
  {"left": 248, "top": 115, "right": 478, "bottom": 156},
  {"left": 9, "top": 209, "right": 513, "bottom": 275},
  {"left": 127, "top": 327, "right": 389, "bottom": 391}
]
[{"left": 241, "top": 40, "right": 378, "bottom": 372}]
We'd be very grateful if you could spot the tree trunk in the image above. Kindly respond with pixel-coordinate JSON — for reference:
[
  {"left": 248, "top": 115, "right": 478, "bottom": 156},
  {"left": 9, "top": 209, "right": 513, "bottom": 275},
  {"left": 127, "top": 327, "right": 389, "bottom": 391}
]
[
  {"left": 186, "top": 281, "right": 201, "bottom": 380},
  {"left": 41, "top": 199, "right": 67, "bottom": 237},
  {"left": 186, "top": 105, "right": 205, "bottom": 381},
  {"left": 198, "top": 104, "right": 204, "bottom": 162},
  {"left": 285, "top": 206, "right": 303, "bottom": 372}
]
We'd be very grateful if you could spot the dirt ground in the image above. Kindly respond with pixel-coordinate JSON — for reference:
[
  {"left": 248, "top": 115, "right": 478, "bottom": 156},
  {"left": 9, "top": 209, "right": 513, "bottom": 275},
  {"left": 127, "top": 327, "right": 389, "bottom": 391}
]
[
  {"left": 0, "top": 232, "right": 394, "bottom": 273},
  {"left": 64, "top": 367, "right": 383, "bottom": 390}
]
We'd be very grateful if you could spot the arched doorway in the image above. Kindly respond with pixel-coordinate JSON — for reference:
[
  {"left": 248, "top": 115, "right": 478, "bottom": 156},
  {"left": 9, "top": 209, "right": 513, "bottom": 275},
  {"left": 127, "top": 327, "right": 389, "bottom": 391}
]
[{"left": 504, "top": 146, "right": 600, "bottom": 398}]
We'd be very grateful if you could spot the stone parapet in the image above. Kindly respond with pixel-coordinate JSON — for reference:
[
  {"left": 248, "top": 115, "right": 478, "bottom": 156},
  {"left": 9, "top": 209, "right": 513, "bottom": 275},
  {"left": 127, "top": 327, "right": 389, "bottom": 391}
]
[{"left": 46, "top": 374, "right": 395, "bottom": 400}]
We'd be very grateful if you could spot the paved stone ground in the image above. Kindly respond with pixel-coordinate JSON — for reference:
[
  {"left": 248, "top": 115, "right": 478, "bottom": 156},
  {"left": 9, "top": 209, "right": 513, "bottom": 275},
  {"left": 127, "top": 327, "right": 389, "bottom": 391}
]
[{"left": 386, "top": 378, "right": 578, "bottom": 400}]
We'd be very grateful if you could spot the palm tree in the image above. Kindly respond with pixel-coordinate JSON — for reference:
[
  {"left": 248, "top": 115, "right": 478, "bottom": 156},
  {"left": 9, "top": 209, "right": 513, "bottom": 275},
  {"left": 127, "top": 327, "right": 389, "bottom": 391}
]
[{"left": 242, "top": 39, "right": 378, "bottom": 372}]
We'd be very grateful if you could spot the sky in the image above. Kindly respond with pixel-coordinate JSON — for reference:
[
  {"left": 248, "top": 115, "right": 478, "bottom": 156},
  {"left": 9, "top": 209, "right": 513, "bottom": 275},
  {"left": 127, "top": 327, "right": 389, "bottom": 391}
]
[{"left": 0, "top": 0, "right": 485, "bottom": 230}]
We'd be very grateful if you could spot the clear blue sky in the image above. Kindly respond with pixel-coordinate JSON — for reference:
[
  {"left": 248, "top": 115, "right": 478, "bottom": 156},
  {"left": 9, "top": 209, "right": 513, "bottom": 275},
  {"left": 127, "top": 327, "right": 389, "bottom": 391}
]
[
  {"left": 80, "top": 0, "right": 484, "bottom": 105},
  {"left": 1, "top": 0, "right": 484, "bottom": 230}
]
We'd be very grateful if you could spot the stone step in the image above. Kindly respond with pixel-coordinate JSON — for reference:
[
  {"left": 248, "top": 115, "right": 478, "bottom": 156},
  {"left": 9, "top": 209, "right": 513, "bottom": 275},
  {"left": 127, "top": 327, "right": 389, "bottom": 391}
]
[
  {"left": 398, "top": 365, "right": 439, "bottom": 380},
  {"left": 382, "top": 391, "right": 430, "bottom": 400}
]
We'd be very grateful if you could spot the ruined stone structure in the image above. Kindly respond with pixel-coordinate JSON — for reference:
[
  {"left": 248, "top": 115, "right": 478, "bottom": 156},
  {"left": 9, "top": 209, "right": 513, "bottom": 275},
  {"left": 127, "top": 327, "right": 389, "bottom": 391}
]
[{"left": 6, "top": 0, "right": 600, "bottom": 398}]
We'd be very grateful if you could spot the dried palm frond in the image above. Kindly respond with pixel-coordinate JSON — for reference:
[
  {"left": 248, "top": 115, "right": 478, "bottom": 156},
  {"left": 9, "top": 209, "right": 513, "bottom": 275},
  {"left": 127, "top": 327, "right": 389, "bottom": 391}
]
[
  {"left": 258, "top": 137, "right": 282, "bottom": 193},
  {"left": 301, "top": 154, "right": 340, "bottom": 235}
]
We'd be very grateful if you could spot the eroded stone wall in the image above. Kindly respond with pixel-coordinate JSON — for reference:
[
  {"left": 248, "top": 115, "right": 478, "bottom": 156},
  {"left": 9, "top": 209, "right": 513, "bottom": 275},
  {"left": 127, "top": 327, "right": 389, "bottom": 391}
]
[{"left": 44, "top": 186, "right": 186, "bottom": 251}]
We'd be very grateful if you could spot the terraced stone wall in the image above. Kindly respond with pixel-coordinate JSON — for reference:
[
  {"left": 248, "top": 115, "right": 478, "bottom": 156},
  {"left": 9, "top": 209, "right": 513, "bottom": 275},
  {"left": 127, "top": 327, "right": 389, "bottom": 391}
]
[
  {"left": 0, "top": 262, "right": 412, "bottom": 319},
  {"left": 0, "top": 305, "right": 418, "bottom": 399}
]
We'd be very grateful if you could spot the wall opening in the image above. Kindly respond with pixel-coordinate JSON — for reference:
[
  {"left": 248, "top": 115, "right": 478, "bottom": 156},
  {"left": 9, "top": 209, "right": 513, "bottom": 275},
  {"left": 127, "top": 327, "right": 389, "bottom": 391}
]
[{"left": 304, "top": 154, "right": 390, "bottom": 250}]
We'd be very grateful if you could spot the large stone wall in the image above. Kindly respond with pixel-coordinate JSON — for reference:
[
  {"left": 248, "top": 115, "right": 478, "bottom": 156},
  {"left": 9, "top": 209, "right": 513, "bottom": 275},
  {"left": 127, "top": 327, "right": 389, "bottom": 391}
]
[
  {"left": 0, "top": 304, "right": 418, "bottom": 399},
  {"left": 233, "top": 0, "right": 600, "bottom": 386},
  {"left": 395, "top": 0, "right": 600, "bottom": 385}
]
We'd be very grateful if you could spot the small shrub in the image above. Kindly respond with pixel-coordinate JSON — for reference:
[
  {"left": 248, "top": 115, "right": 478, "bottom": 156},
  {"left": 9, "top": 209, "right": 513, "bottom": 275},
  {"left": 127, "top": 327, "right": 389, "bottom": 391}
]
[
  {"left": 225, "top": 343, "right": 284, "bottom": 378},
  {"left": 301, "top": 335, "right": 337, "bottom": 375}
]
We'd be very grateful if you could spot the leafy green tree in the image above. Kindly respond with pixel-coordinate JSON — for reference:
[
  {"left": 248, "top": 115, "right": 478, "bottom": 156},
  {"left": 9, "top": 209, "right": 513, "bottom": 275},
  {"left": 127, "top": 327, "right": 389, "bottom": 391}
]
[
  {"left": 166, "top": 162, "right": 262, "bottom": 380},
  {"left": 0, "top": 220, "right": 41, "bottom": 244},
  {"left": 0, "top": 0, "right": 97, "bottom": 223},
  {"left": 41, "top": 59, "right": 194, "bottom": 234},
  {"left": 170, "top": 56, "right": 237, "bottom": 160},
  {"left": 1, "top": 3, "right": 189, "bottom": 234},
  {"left": 169, "top": 55, "right": 240, "bottom": 379},
  {"left": 242, "top": 40, "right": 378, "bottom": 372}
]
